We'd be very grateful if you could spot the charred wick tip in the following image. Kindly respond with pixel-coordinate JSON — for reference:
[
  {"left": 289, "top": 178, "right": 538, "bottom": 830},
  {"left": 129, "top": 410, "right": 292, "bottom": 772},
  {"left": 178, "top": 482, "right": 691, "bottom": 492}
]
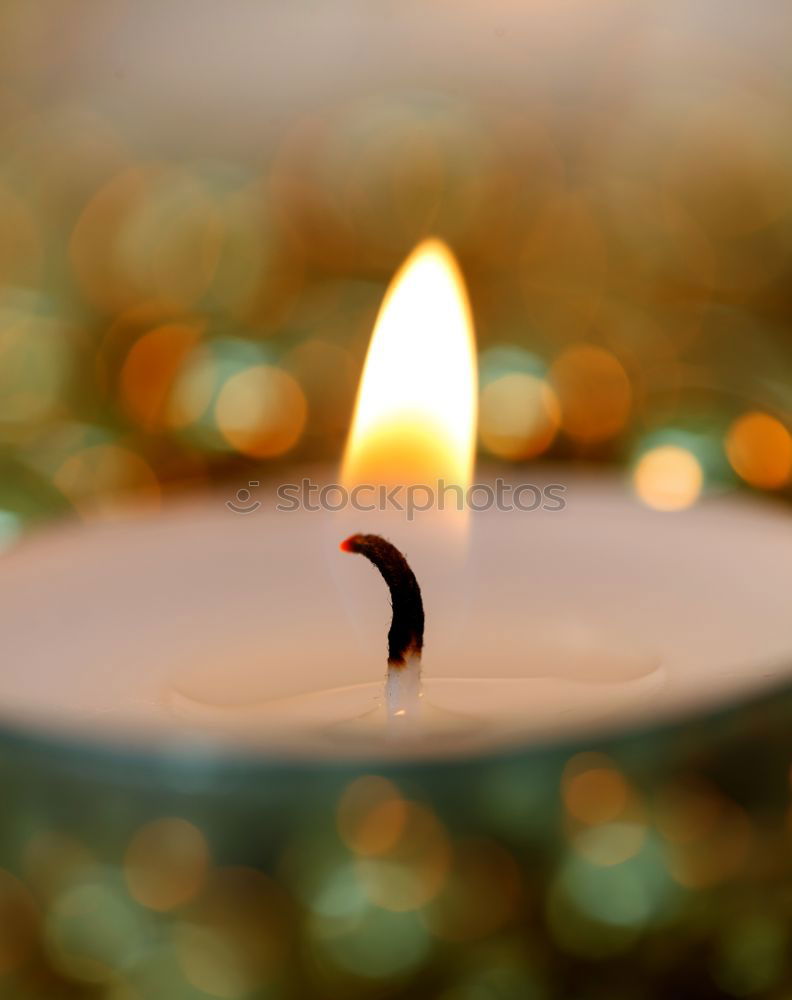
[{"left": 340, "top": 534, "right": 424, "bottom": 668}]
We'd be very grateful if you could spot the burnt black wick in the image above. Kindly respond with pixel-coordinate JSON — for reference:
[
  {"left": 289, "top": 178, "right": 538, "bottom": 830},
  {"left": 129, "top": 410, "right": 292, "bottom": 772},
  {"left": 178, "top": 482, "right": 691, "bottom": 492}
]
[{"left": 339, "top": 534, "right": 424, "bottom": 668}]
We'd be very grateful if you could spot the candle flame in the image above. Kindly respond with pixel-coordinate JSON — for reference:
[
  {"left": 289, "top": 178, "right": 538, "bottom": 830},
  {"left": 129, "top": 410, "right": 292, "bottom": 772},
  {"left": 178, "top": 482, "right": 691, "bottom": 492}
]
[{"left": 342, "top": 239, "right": 478, "bottom": 489}]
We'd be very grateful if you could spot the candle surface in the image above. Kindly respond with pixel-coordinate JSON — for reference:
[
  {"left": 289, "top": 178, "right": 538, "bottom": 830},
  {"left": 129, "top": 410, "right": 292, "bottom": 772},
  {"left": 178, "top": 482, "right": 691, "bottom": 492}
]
[{"left": 0, "top": 469, "right": 789, "bottom": 759}]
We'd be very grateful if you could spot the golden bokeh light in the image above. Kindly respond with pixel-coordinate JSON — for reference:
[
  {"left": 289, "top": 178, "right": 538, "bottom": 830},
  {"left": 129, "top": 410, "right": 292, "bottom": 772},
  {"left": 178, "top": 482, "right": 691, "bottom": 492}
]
[
  {"left": 725, "top": 411, "right": 792, "bottom": 490},
  {"left": 53, "top": 443, "right": 161, "bottom": 518},
  {"left": 176, "top": 866, "right": 289, "bottom": 995},
  {"left": 307, "top": 902, "right": 430, "bottom": 980},
  {"left": 167, "top": 347, "right": 219, "bottom": 431},
  {"left": 214, "top": 364, "right": 307, "bottom": 458},
  {"left": 348, "top": 800, "right": 408, "bottom": 859},
  {"left": 0, "top": 294, "right": 69, "bottom": 433},
  {"left": 633, "top": 445, "right": 703, "bottom": 512},
  {"left": 656, "top": 780, "right": 753, "bottom": 889},
  {"left": 337, "top": 776, "right": 407, "bottom": 857},
  {"left": 70, "top": 165, "right": 225, "bottom": 312},
  {"left": 124, "top": 817, "right": 210, "bottom": 912},
  {"left": 117, "top": 168, "right": 224, "bottom": 308},
  {"left": 355, "top": 802, "right": 451, "bottom": 912},
  {"left": 573, "top": 823, "right": 647, "bottom": 867},
  {"left": 550, "top": 344, "right": 632, "bottom": 445},
  {"left": 44, "top": 872, "right": 147, "bottom": 985},
  {"left": 562, "top": 755, "right": 630, "bottom": 827},
  {"left": 205, "top": 181, "right": 273, "bottom": 320},
  {"left": 479, "top": 372, "right": 560, "bottom": 460},
  {"left": 666, "top": 805, "right": 752, "bottom": 890},
  {"left": 341, "top": 239, "right": 477, "bottom": 487},
  {"left": 173, "top": 924, "right": 251, "bottom": 999},
  {"left": 119, "top": 322, "right": 204, "bottom": 432},
  {"left": 69, "top": 166, "right": 150, "bottom": 314}
]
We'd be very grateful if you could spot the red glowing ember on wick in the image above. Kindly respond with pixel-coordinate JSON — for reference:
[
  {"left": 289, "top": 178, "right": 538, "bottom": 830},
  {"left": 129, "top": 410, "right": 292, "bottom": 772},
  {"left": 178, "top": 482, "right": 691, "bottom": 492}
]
[{"left": 340, "top": 533, "right": 424, "bottom": 721}]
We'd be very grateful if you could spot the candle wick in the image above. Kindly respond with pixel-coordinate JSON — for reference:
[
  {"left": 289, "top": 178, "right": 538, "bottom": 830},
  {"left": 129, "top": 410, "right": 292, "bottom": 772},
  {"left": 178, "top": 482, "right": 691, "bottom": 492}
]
[{"left": 339, "top": 533, "right": 424, "bottom": 721}]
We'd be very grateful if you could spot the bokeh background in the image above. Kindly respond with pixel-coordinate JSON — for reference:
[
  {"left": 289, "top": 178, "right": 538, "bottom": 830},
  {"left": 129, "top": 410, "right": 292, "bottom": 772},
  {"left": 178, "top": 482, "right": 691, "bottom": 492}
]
[
  {"left": 4, "top": 3, "right": 792, "bottom": 998},
  {"left": 3, "top": 0, "right": 792, "bottom": 537}
]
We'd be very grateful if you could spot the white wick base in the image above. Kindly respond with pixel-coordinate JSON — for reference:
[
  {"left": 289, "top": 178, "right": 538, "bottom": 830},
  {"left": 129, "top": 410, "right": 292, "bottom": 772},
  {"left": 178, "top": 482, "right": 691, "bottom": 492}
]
[{"left": 386, "top": 654, "right": 422, "bottom": 725}]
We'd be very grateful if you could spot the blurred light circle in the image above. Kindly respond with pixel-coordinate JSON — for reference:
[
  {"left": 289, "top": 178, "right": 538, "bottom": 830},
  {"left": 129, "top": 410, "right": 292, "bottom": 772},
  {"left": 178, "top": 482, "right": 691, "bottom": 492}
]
[
  {"left": 337, "top": 776, "right": 406, "bottom": 857},
  {"left": 310, "top": 906, "right": 430, "bottom": 980},
  {"left": 168, "top": 347, "right": 221, "bottom": 432},
  {"left": 550, "top": 344, "right": 632, "bottom": 445},
  {"left": 548, "top": 839, "right": 675, "bottom": 960},
  {"left": 725, "top": 411, "right": 792, "bottom": 490},
  {"left": 173, "top": 924, "right": 251, "bottom": 999},
  {"left": 0, "top": 291, "right": 69, "bottom": 433},
  {"left": 167, "top": 337, "right": 282, "bottom": 450},
  {"left": 311, "top": 865, "right": 369, "bottom": 921},
  {"left": 557, "top": 857, "right": 653, "bottom": 927},
  {"left": 479, "top": 372, "right": 560, "bottom": 460},
  {"left": 562, "top": 758, "right": 630, "bottom": 826},
  {"left": 117, "top": 168, "right": 224, "bottom": 308},
  {"left": 53, "top": 443, "right": 161, "bottom": 518},
  {"left": 70, "top": 166, "right": 151, "bottom": 313},
  {"left": 214, "top": 364, "right": 307, "bottom": 458},
  {"left": 350, "top": 800, "right": 409, "bottom": 859},
  {"left": 119, "top": 322, "right": 204, "bottom": 432},
  {"left": 93, "top": 300, "right": 189, "bottom": 398},
  {"left": 178, "top": 866, "right": 290, "bottom": 990},
  {"left": 478, "top": 344, "right": 546, "bottom": 384},
  {"left": 124, "top": 817, "right": 209, "bottom": 912},
  {"left": 355, "top": 803, "right": 451, "bottom": 912},
  {"left": 573, "top": 823, "right": 647, "bottom": 867},
  {"left": 70, "top": 165, "right": 231, "bottom": 312},
  {"left": 44, "top": 870, "right": 150, "bottom": 984},
  {"left": 633, "top": 445, "right": 703, "bottom": 511},
  {"left": 193, "top": 172, "right": 279, "bottom": 320},
  {"left": 658, "top": 785, "right": 753, "bottom": 889}
]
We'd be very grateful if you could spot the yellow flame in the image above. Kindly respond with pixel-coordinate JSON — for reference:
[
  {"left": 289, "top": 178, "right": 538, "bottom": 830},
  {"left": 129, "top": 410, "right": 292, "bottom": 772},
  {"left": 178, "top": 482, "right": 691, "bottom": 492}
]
[{"left": 342, "top": 239, "right": 478, "bottom": 488}]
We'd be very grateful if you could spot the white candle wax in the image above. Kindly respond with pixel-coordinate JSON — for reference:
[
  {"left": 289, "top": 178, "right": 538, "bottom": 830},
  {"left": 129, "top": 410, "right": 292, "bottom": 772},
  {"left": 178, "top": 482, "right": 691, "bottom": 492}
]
[{"left": 0, "top": 468, "right": 789, "bottom": 759}]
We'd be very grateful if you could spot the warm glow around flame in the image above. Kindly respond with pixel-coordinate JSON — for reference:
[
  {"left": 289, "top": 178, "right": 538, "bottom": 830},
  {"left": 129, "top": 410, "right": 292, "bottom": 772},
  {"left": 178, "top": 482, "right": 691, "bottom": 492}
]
[{"left": 342, "top": 239, "right": 478, "bottom": 488}]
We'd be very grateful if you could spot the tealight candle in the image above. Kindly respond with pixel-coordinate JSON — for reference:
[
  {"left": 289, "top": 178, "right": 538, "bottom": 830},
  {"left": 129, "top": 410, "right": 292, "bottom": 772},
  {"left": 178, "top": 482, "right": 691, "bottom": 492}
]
[
  {"left": 0, "top": 242, "right": 790, "bottom": 761},
  {"left": 1, "top": 466, "right": 790, "bottom": 759}
]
